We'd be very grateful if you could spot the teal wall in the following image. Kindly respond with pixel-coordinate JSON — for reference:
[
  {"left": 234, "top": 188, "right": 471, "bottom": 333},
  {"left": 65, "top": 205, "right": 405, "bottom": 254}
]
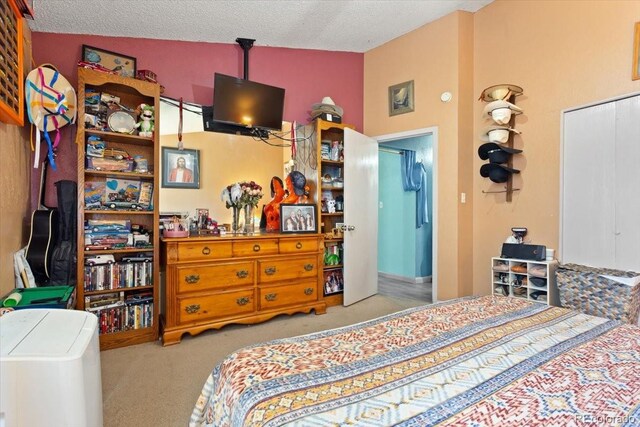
[
  {"left": 378, "top": 151, "right": 416, "bottom": 276},
  {"left": 378, "top": 134, "right": 433, "bottom": 278}
]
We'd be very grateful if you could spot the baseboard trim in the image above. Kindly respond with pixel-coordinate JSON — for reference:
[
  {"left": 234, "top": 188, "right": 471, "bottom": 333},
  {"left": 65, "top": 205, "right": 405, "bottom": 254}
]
[{"left": 378, "top": 272, "right": 432, "bottom": 284}]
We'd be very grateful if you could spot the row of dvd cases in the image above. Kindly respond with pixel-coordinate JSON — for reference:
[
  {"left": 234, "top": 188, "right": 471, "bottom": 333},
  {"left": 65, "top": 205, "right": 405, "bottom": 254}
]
[{"left": 83, "top": 260, "right": 153, "bottom": 292}]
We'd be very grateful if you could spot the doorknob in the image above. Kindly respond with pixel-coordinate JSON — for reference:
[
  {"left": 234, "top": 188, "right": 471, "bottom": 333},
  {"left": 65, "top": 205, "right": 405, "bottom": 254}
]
[{"left": 339, "top": 224, "right": 355, "bottom": 232}]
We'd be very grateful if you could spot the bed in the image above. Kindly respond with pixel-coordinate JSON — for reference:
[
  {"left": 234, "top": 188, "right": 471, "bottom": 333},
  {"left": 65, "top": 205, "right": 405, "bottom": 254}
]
[{"left": 189, "top": 295, "right": 640, "bottom": 426}]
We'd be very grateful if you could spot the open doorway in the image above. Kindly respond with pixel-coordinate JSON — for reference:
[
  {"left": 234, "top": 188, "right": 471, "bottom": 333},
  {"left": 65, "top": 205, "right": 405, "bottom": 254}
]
[{"left": 375, "top": 127, "right": 437, "bottom": 303}]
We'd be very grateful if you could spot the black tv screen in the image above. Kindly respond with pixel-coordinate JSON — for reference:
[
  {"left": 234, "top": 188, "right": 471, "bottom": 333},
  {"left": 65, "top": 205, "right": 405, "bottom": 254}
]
[{"left": 212, "top": 73, "right": 285, "bottom": 132}]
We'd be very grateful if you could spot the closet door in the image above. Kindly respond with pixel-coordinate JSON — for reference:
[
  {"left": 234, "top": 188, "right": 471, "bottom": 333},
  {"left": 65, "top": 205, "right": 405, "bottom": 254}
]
[
  {"left": 561, "top": 102, "right": 616, "bottom": 267},
  {"left": 562, "top": 94, "right": 640, "bottom": 271},
  {"left": 614, "top": 95, "right": 640, "bottom": 270}
]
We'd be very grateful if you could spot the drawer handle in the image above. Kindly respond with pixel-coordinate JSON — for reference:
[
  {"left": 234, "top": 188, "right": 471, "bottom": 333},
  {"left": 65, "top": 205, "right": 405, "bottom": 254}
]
[
  {"left": 296, "top": 242, "right": 303, "bottom": 249},
  {"left": 236, "top": 270, "right": 249, "bottom": 279},
  {"left": 304, "top": 287, "right": 314, "bottom": 295},
  {"left": 185, "top": 274, "right": 200, "bottom": 284},
  {"left": 265, "top": 293, "right": 277, "bottom": 301},
  {"left": 265, "top": 267, "right": 277, "bottom": 275},
  {"left": 202, "top": 247, "right": 211, "bottom": 255},
  {"left": 253, "top": 244, "right": 261, "bottom": 252},
  {"left": 185, "top": 304, "right": 200, "bottom": 314},
  {"left": 236, "top": 297, "right": 250, "bottom": 306},
  {"left": 304, "top": 264, "right": 314, "bottom": 271}
]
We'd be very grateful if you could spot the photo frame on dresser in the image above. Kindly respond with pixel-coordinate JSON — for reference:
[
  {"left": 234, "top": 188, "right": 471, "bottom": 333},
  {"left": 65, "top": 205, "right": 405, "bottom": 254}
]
[{"left": 280, "top": 204, "right": 317, "bottom": 233}]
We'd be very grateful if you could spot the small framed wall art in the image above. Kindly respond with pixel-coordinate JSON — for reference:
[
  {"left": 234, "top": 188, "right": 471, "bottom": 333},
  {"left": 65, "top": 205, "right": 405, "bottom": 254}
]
[
  {"left": 388, "top": 80, "right": 415, "bottom": 116},
  {"left": 161, "top": 147, "right": 200, "bottom": 189},
  {"left": 82, "top": 45, "right": 137, "bottom": 78}
]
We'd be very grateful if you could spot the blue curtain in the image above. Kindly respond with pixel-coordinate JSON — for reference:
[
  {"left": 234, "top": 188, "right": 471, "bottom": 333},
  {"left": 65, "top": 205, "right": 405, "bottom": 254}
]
[{"left": 400, "top": 149, "right": 429, "bottom": 227}]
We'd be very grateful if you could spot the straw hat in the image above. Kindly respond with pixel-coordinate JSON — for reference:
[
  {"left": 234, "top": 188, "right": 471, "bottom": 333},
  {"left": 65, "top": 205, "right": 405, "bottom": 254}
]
[
  {"left": 479, "top": 84, "right": 523, "bottom": 102},
  {"left": 480, "top": 125, "right": 521, "bottom": 143},
  {"left": 483, "top": 100, "right": 523, "bottom": 125},
  {"left": 310, "top": 96, "right": 344, "bottom": 118},
  {"left": 25, "top": 65, "right": 77, "bottom": 132}
]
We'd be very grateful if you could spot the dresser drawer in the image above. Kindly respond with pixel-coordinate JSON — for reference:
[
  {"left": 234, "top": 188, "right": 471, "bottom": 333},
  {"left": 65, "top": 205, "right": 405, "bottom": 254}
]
[
  {"left": 176, "top": 261, "right": 254, "bottom": 294},
  {"left": 178, "top": 289, "right": 255, "bottom": 324},
  {"left": 233, "top": 239, "right": 278, "bottom": 257},
  {"left": 177, "top": 241, "right": 232, "bottom": 261},
  {"left": 279, "top": 237, "right": 319, "bottom": 254},
  {"left": 259, "top": 281, "right": 318, "bottom": 310},
  {"left": 258, "top": 256, "right": 318, "bottom": 283}
]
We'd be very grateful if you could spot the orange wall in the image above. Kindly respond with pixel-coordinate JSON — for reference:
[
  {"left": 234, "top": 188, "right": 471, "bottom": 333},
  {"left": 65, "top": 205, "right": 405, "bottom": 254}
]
[
  {"left": 365, "top": 1, "right": 640, "bottom": 300},
  {"left": 473, "top": 0, "right": 640, "bottom": 295},
  {"left": 364, "top": 12, "right": 475, "bottom": 300},
  {"left": 159, "top": 131, "right": 285, "bottom": 226}
]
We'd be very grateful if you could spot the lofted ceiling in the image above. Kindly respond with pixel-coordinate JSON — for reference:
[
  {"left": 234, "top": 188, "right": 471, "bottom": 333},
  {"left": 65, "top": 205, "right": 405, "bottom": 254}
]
[{"left": 28, "top": 0, "right": 493, "bottom": 53}]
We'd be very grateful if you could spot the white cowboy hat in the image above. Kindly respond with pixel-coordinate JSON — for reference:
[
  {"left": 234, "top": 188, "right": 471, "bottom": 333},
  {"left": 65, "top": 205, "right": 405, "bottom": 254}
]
[
  {"left": 479, "top": 84, "right": 523, "bottom": 102},
  {"left": 311, "top": 96, "right": 344, "bottom": 118},
  {"left": 483, "top": 100, "right": 523, "bottom": 125},
  {"left": 25, "top": 64, "right": 77, "bottom": 132},
  {"left": 480, "top": 125, "right": 521, "bottom": 143}
]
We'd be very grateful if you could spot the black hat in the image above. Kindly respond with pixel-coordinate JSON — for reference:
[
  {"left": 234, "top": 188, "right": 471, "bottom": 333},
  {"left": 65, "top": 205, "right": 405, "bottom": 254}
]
[
  {"left": 289, "top": 171, "right": 307, "bottom": 195},
  {"left": 478, "top": 143, "right": 522, "bottom": 164},
  {"left": 480, "top": 163, "right": 520, "bottom": 183}
]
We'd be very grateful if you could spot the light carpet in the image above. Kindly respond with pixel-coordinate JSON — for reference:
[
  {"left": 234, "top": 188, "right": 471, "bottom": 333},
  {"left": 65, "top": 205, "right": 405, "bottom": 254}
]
[{"left": 100, "top": 295, "right": 426, "bottom": 427}]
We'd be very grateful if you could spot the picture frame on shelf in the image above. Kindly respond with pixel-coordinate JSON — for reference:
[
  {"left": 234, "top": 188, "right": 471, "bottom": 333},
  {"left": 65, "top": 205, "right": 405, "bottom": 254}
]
[
  {"left": 280, "top": 203, "right": 317, "bottom": 233},
  {"left": 633, "top": 22, "right": 640, "bottom": 81},
  {"left": 323, "top": 268, "right": 344, "bottom": 296},
  {"left": 388, "top": 80, "right": 415, "bottom": 116},
  {"left": 161, "top": 147, "right": 200, "bottom": 189},
  {"left": 82, "top": 45, "right": 137, "bottom": 78}
]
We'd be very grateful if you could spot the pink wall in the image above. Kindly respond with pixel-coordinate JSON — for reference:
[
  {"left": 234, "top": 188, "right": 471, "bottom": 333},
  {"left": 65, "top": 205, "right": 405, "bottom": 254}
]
[{"left": 30, "top": 33, "right": 363, "bottom": 208}]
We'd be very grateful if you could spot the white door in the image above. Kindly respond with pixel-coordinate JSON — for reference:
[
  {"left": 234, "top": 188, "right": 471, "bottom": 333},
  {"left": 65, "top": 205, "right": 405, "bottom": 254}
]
[
  {"left": 613, "top": 95, "right": 640, "bottom": 270},
  {"left": 561, "top": 102, "right": 616, "bottom": 267},
  {"left": 343, "top": 128, "right": 379, "bottom": 305},
  {"left": 561, "top": 93, "right": 640, "bottom": 271}
]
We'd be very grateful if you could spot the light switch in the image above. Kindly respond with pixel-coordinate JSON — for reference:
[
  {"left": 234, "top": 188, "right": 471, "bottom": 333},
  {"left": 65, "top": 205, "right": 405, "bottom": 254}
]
[
  {"left": 379, "top": 202, "right": 384, "bottom": 208},
  {"left": 461, "top": 193, "right": 466, "bottom": 203}
]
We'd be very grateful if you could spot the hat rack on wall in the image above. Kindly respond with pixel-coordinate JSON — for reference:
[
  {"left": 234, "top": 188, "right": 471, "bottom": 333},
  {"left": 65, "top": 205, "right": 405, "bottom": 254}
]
[{"left": 478, "top": 84, "right": 524, "bottom": 202}]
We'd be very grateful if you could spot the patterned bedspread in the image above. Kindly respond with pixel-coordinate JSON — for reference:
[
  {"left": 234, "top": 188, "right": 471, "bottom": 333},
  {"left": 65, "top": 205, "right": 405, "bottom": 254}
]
[{"left": 189, "top": 295, "right": 640, "bottom": 426}]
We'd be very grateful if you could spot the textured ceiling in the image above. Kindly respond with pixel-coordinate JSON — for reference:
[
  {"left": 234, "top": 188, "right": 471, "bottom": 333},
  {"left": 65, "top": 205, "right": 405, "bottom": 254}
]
[{"left": 28, "top": 0, "right": 492, "bottom": 52}]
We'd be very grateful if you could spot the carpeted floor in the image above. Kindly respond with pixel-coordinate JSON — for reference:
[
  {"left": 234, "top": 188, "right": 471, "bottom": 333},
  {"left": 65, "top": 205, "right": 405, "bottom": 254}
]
[{"left": 100, "top": 294, "right": 426, "bottom": 427}]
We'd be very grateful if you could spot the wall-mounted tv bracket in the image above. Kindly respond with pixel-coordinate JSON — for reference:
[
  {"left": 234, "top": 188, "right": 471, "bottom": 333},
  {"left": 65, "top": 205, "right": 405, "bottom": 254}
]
[{"left": 236, "top": 37, "right": 255, "bottom": 80}]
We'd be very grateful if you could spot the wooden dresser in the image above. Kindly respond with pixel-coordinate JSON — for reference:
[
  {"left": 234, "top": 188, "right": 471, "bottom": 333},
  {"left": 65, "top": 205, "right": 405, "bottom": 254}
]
[{"left": 161, "top": 233, "right": 327, "bottom": 345}]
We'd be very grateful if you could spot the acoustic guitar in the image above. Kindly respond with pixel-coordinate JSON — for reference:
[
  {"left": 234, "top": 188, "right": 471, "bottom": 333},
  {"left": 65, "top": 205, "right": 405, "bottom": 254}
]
[{"left": 25, "top": 160, "right": 59, "bottom": 286}]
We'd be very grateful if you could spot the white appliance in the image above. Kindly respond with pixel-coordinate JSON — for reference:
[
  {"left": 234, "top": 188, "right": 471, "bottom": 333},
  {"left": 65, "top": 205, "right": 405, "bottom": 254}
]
[{"left": 0, "top": 309, "right": 103, "bottom": 427}]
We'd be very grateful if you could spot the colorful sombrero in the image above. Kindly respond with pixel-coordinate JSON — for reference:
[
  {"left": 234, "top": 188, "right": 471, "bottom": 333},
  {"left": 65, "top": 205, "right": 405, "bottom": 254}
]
[{"left": 25, "top": 65, "right": 77, "bottom": 168}]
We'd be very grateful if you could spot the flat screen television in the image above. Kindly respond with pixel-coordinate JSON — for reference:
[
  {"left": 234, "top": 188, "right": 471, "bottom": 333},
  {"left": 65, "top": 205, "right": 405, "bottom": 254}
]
[{"left": 210, "top": 73, "right": 285, "bottom": 135}]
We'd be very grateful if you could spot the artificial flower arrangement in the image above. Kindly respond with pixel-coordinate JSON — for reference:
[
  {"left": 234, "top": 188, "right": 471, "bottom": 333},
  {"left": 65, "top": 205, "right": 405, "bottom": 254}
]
[{"left": 221, "top": 181, "right": 264, "bottom": 209}]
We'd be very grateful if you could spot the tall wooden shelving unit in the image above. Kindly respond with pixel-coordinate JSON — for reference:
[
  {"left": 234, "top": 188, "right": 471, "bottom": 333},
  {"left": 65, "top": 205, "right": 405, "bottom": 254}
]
[
  {"left": 76, "top": 68, "right": 160, "bottom": 350},
  {"left": 315, "top": 119, "right": 354, "bottom": 307}
]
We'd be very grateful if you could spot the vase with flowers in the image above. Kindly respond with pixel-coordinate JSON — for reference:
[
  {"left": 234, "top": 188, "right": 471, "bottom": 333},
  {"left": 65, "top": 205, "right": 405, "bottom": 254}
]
[{"left": 221, "top": 181, "right": 263, "bottom": 234}]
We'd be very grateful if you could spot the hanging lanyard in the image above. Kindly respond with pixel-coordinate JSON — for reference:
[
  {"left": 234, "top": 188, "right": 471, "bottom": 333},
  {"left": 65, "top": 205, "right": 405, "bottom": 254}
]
[
  {"left": 291, "top": 121, "right": 297, "bottom": 158},
  {"left": 178, "top": 97, "right": 184, "bottom": 150}
]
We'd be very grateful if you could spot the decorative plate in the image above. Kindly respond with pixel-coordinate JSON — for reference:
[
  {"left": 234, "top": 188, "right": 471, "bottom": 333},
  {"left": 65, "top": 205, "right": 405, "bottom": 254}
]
[{"left": 108, "top": 111, "right": 136, "bottom": 134}]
